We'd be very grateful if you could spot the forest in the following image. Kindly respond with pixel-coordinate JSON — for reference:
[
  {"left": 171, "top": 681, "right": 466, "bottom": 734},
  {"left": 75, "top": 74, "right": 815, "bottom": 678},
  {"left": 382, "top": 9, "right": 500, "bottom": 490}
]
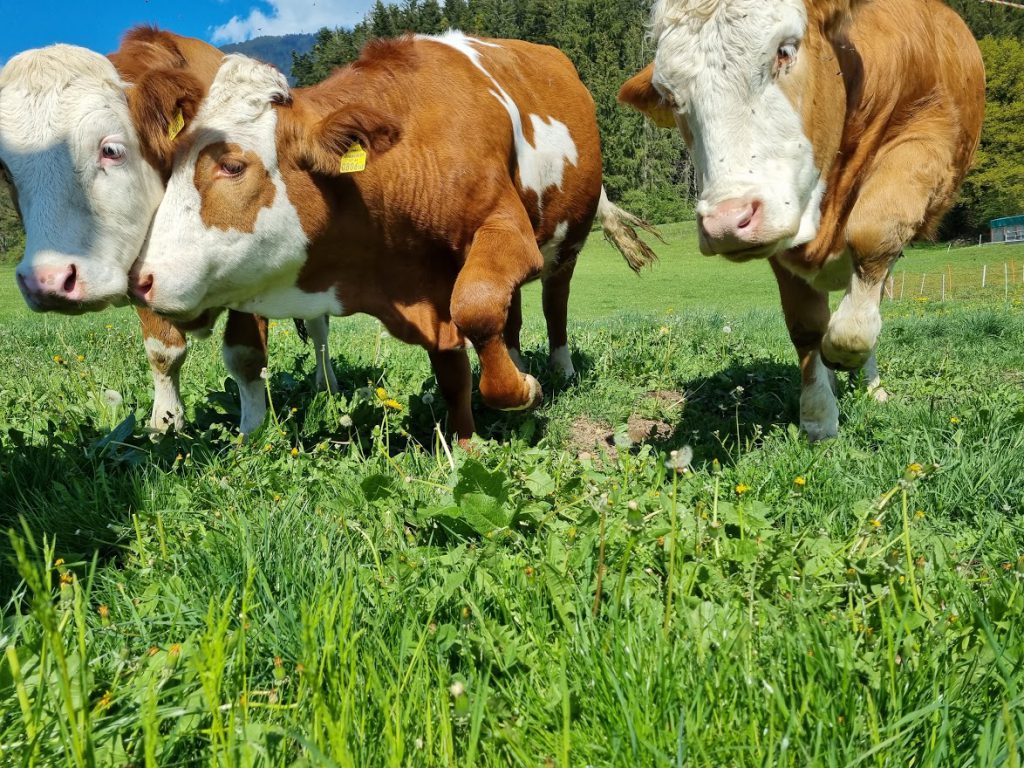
[{"left": 1, "top": 0, "right": 1022, "bottom": 260}]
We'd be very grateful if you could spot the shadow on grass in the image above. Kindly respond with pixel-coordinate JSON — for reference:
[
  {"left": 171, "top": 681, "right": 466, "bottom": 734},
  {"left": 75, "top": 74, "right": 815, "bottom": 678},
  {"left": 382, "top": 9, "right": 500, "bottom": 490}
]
[{"left": 0, "top": 422, "right": 146, "bottom": 599}]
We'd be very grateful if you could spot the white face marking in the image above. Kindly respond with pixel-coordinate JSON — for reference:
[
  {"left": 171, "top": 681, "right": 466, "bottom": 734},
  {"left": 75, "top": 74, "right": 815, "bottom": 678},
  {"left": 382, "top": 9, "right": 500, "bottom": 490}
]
[
  {"left": 421, "top": 32, "right": 578, "bottom": 206},
  {"left": 0, "top": 45, "right": 164, "bottom": 310},
  {"left": 822, "top": 272, "right": 883, "bottom": 370},
  {"left": 222, "top": 343, "right": 268, "bottom": 435},
  {"left": 650, "top": 0, "right": 822, "bottom": 254},
  {"left": 136, "top": 55, "right": 310, "bottom": 319},
  {"left": 801, "top": 351, "right": 838, "bottom": 442},
  {"left": 143, "top": 337, "right": 186, "bottom": 432}
]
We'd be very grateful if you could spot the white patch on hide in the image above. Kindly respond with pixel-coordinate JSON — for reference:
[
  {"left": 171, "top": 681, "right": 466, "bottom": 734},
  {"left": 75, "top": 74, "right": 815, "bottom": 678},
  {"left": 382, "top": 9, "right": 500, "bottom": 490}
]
[
  {"left": 801, "top": 352, "right": 838, "bottom": 443},
  {"left": 222, "top": 343, "right": 268, "bottom": 435},
  {"left": 143, "top": 337, "right": 186, "bottom": 432},
  {"left": 540, "top": 221, "right": 570, "bottom": 271},
  {"left": 549, "top": 345, "right": 575, "bottom": 378}
]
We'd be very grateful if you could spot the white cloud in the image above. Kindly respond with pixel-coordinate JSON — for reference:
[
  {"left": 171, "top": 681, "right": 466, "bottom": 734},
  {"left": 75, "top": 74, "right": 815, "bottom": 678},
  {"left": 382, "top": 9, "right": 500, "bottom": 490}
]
[{"left": 211, "top": 0, "right": 375, "bottom": 43}]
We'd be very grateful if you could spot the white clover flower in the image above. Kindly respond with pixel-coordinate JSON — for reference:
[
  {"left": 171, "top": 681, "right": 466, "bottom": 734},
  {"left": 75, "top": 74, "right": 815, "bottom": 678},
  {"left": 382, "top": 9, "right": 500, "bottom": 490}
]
[
  {"left": 339, "top": 414, "right": 354, "bottom": 428},
  {"left": 449, "top": 681, "right": 465, "bottom": 698},
  {"left": 259, "top": 367, "right": 269, "bottom": 380}
]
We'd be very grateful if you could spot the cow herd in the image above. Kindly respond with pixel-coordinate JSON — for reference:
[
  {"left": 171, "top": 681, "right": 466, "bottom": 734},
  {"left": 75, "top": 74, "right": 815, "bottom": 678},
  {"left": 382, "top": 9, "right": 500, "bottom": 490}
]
[{"left": 0, "top": 0, "right": 985, "bottom": 445}]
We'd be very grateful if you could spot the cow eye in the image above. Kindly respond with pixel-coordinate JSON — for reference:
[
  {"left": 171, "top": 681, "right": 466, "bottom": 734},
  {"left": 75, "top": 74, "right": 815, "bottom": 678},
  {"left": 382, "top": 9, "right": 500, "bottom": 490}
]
[
  {"left": 220, "top": 160, "right": 246, "bottom": 178},
  {"left": 775, "top": 42, "right": 799, "bottom": 76},
  {"left": 100, "top": 142, "right": 127, "bottom": 164}
]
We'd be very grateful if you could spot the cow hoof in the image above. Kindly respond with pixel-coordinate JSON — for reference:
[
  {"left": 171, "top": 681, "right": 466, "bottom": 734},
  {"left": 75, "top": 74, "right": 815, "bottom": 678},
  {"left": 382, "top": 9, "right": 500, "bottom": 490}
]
[
  {"left": 803, "top": 419, "right": 839, "bottom": 443},
  {"left": 549, "top": 345, "right": 576, "bottom": 380},
  {"left": 868, "top": 385, "right": 890, "bottom": 403},
  {"left": 499, "top": 374, "right": 543, "bottom": 412}
]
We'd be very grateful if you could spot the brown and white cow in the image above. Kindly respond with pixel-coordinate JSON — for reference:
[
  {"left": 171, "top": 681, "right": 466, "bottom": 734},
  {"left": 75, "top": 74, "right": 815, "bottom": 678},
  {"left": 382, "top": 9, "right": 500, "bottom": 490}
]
[
  {"left": 0, "top": 28, "right": 336, "bottom": 435},
  {"left": 129, "top": 33, "right": 657, "bottom": 438},
  {"left": 619, "top": 0, "right": 985, "bottom": 440}
]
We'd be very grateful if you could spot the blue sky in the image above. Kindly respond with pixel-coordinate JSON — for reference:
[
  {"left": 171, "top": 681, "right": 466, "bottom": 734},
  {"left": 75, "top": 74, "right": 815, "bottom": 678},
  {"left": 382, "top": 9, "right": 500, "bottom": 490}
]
[{"left": 0, "top": 0, "right": 376, "bottom": 65}]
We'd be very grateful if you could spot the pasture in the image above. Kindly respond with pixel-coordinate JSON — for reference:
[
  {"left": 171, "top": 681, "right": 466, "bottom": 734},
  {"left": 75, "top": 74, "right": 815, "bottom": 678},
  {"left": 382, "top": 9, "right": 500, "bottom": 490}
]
[{"left": 2, "top": 226, "right": 1024, "bottom": 766}]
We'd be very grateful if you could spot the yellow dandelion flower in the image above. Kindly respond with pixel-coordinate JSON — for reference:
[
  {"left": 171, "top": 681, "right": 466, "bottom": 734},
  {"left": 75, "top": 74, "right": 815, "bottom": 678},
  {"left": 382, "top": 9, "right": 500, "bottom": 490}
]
[
  {"left": 98, "top": 604, "right": 110, "bottom": 619},
  {"left": 60, "top": 571, "right": 74, "bottom": 586},
  {"left": 291, "top": 407, "right": 298, "bottom": 414},
  {"left": 98, "top": 691, "right": 113, "bottom": 709},
  {"left": 383, "top": 398, "right": 403, "bottom": 411},
  {"left": 914, "top": 510, "right": 925, "bottom": 520},
  {"left": 76, "top": 354, "right": 85, "bottom": 363},
  {"left": 53, "top": 354, "right": 63, "bottom": 364},
  {"left": 794, "top": 476, "right": 806, "bottom": 487},
  {"left": 105, "top": 324, "right": 113, "bottom": 330},
  {"left": 735, "top": 483, "right": 750, "bottom": 495},
  {"left": 870, "top": 518, "right": 882, "bottom": 528},
  {"left": 376, "top": 387, "right": 388, "bottom": 400},
  {"left": 54, "top": 558, "right": 65, "bottom": 567},
  {"left": 274, "top": 494, "right": 282, "bottom": 503},
  {"left": 290, "top": 447, "right": 299, "bottom": 457},
  {"left": 949, "top": 416, "right": 960, "bottom": 425},
  {"left": 147, "top": 646, "right": 160, "bottom": 657},
  {"left": 264, "top": 443, "right": 273, "bottom": 452},
  {"left": 169, "top": 643, "right": 182, "bottom": 657}
]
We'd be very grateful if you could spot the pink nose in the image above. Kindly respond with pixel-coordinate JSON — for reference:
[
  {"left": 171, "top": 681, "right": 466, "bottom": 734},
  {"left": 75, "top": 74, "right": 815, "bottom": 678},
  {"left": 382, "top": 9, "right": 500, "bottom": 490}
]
[
  {"left": 17, "top": 264, "right": 82, "bottom": 309},
  {"left": 129, "top": 270, "right": 156, "bottom": 304},
  {"left": 699, "top": 198, "right": 764, "bottom": 254}
]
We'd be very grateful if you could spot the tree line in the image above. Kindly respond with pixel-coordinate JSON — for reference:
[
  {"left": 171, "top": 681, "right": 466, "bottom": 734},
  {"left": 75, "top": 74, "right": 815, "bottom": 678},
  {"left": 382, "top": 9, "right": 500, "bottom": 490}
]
[{"left": 292, "top": 0, "right": 1024, "bottom": 234}]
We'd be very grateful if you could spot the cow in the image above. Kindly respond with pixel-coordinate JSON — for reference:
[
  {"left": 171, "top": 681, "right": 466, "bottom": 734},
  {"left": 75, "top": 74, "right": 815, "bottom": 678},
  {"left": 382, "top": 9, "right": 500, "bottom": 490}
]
[
  {"left": 128, "top": 33, "right": 658, "bottom": 439},
  {"left": 0, "top": 28, "right": 336, "bottom": 436},
  {"left": 618, "top": 0, "right": 985, "bottom": 440}
]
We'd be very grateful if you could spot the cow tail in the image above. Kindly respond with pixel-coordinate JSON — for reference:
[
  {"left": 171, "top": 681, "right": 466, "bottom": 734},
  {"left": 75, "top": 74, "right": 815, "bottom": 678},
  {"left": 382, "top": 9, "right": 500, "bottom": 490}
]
[
  {"left": 596, "top": 186, "right": 661, "bottom": 274},
  {"left": 293, "top": 319, "right": 309, "bottom": 344}
]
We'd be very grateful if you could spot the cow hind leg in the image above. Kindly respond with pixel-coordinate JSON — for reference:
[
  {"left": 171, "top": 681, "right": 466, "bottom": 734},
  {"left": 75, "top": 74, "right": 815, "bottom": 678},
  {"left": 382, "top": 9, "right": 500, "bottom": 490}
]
[
  {"left": 223, "top": 311, "right": 269, "bottom": 435},
  {"left": 305, "top": 315, "right": 339, "bottom": 394},
  {"left": 771, "top": 258, "right": 839, "bottom": 442},
  {"left": 823, "top": 134, "right": 957, "bottom": 372},
  {"left": 452, "top": 214, "right": 544, "bottom": 412},
  {"left": 429, "top": 349, "right": 474, "bottom": 440},
  {"left": 542, "top": 257, "right": 578, "bottom": 379},
  {"left": 138, "top": 307, "right": 187, "bottom": 432}
]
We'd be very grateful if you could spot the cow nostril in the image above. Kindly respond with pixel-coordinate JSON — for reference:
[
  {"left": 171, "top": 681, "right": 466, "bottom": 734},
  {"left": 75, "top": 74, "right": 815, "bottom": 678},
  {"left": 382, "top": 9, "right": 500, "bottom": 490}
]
[
  {"left": 737, "top": 200, "right": 761, "bottom": 231},
  {"left": 62, "top": 264, "right": 77, "bottom": 295},
  {"left": 135, "top": 272, "right": 155, "bottom": 298}
]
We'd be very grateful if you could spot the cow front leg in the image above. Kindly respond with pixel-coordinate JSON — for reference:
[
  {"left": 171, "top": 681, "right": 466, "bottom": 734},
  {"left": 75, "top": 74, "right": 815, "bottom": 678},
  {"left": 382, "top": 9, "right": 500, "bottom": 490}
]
[
  {"left": 452, "top": 215, "right": 544, "bottom": 412},
  {"left": 428, "top": 349, "right": 474, "bottom": 440},
  {"left": 504, "top": 289, "right": 525, "bottom": 372},
  {"left": 138, "top": 307, "right": 187, "bottom": 432},
  {"left": 305, "top": 315, "right": 339, "bottom": 394},
  {"left": 861, "top": 348, "right": 889, "bottom": 403},
  {"left": 223, "top": 311, "right": 269, "bottom": 435},
  {"left": 771, "top": 258, "right": 838, "bottom": 442},
  {"left": 821, "top": 268, "right": 885, "bottom": 372},
  {"left": 542, "top": 258, "right": 578, "bottom": 379}
]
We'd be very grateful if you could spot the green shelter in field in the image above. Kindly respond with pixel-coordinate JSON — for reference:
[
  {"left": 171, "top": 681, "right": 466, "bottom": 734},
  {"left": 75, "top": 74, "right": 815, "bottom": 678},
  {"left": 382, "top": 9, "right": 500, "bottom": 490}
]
[{"left": 991, "top": 215, "right": 1024, "bottom": 244}]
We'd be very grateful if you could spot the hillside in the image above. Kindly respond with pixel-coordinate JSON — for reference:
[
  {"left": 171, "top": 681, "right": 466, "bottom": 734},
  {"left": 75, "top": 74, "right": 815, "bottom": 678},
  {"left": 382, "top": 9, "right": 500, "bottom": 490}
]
[
  {"left": 0, "top": 183, "right": 22, "bottom": 263},
  {"left": 220, "top": 33, "right": 316, "bottom": 83}
]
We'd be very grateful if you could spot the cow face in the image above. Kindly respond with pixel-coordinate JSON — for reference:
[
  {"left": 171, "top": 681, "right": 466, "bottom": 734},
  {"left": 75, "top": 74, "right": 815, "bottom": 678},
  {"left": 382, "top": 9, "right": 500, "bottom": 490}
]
[
  {"left": 132, "top": 55, "right": 399, "bottom": 321},
  {"left": 0, "top": 46, "right": 165, "bottom": 312},
  {"left": 623, "top": 0, "right": 836, "bottom": 260}
]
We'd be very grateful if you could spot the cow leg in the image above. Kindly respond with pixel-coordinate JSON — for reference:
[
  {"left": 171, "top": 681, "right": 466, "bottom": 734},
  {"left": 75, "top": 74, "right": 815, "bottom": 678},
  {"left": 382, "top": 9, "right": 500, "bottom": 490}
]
[
  {"left": 452, "top": 215, "right": 544, "bottom": 412},
  {"left": 306, "top": 315, "right": 339, "bottom": 394},
  {"left": 222, "top": 311, "right": 269, "bottom": 435},
  {"left": 138, "top": 307, "right": 187, "bottom": 432},
  {"left": 542, "top": 257, "right": 578, "bottom": 379},
  {"left": 504, "top": 289, "right": 525, "bottom": 372},
  {"left": 823, "top": 136, "right": 956, "bottom": 372},
  {"left": 861, "top": 348, "right": 889, "bottom": 403},
  {"left": 770, "top": 258, "right": 838, "bottom": 442},
  {"left": 428, "top": 349, "right": 474, "bottom": 440}
]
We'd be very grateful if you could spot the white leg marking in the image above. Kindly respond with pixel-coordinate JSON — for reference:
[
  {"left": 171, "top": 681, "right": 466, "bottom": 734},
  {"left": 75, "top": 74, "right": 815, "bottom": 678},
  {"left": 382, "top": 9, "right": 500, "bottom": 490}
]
[
  {"left": 801, "top": 352, "right": 839, "bottom": 443},
  {"left": 861, "top": 348, "right": 889, "bottom": 403},
  {"left": 508, "top": 347, "right": 526, "bottom": 373},
  {"left": 223, "top": 344, "right": 267, "bottom": 435},
  {"left": 549, "top": 345, "right": 576, "bottom": 379},
  {"left": 822, "top": 273, "right": 883, "bottom": 370},
  {"left": 306, "top": 315, "right": 339, "bottom": 394},
  {"left": 144, "top": 337, "right": 186, "bottom": 432}
]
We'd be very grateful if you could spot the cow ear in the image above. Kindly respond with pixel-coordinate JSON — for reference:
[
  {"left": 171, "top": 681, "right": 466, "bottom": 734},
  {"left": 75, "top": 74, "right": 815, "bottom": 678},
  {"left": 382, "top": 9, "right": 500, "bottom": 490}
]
[
  {"left": 618, "top": 64, "right": 677, "bottom": 129},
  {"left": 303, "top": 104, "right": 401, "bottom": 176},
  {"left": 126, "top": 68, "right": 205, "bottom": 172}
]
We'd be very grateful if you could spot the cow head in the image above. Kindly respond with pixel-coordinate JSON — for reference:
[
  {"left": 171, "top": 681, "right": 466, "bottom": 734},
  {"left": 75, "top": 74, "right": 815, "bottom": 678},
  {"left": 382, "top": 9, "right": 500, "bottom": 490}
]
[
  {"left": 131, "top": 54, "right": 399, "bottom": 320},
  {"left": 620, "top": 0, "right": 864, "bottom": 260},
  {"left": 0, "top": 46, "right": 171, "bottom": 312}
]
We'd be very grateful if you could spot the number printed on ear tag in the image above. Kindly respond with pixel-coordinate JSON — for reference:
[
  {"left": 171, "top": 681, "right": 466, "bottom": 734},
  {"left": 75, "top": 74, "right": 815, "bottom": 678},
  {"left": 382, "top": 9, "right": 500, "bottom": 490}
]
[
  {"left": 168, "top": 109, "right": 185, "bottom": 141},
  {"left": 339, "top": 142, "right": 367, "bottom": 174}
]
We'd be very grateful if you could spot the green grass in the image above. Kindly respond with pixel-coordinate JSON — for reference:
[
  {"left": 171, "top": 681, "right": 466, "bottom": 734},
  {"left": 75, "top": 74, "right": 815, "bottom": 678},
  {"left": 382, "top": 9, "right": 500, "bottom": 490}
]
[{"left": 2, "top": 230, "right": 1024, "bottom": 766}]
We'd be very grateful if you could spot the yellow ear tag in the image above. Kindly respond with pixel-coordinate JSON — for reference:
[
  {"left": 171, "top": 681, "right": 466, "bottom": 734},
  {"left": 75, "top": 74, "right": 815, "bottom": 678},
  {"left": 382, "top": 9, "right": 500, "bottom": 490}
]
[
  {"left": 167, "top": 109, "right": 185, "bottom": 141},
  {"left": 339, "top": 142, "right": 367, "bottom": 174}
]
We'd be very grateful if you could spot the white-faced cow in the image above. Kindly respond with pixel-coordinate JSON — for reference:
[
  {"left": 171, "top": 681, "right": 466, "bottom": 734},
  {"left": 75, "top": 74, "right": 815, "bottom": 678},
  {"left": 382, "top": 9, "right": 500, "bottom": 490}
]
[
  {"left": 619, "top": 0, "right": 985, "bottom": 440},
  {"left": 0, "top": 28, "right": 336, "bottom": 435},
  {"left": 129, "top": 33, "right": 657, "bottom": 438}
]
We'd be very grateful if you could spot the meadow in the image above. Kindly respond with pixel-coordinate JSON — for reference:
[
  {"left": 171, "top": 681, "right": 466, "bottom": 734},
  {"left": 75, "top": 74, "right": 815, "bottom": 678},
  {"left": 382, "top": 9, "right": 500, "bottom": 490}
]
[{"left": 1, "top": 224, "right": 1024, "bottom": 766}]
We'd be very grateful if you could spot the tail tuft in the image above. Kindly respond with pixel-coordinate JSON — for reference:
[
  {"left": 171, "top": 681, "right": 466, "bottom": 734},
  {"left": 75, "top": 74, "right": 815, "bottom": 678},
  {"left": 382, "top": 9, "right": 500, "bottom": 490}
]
[{"left": 597, "top": 187, "right": 662, "bottom": 274}]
